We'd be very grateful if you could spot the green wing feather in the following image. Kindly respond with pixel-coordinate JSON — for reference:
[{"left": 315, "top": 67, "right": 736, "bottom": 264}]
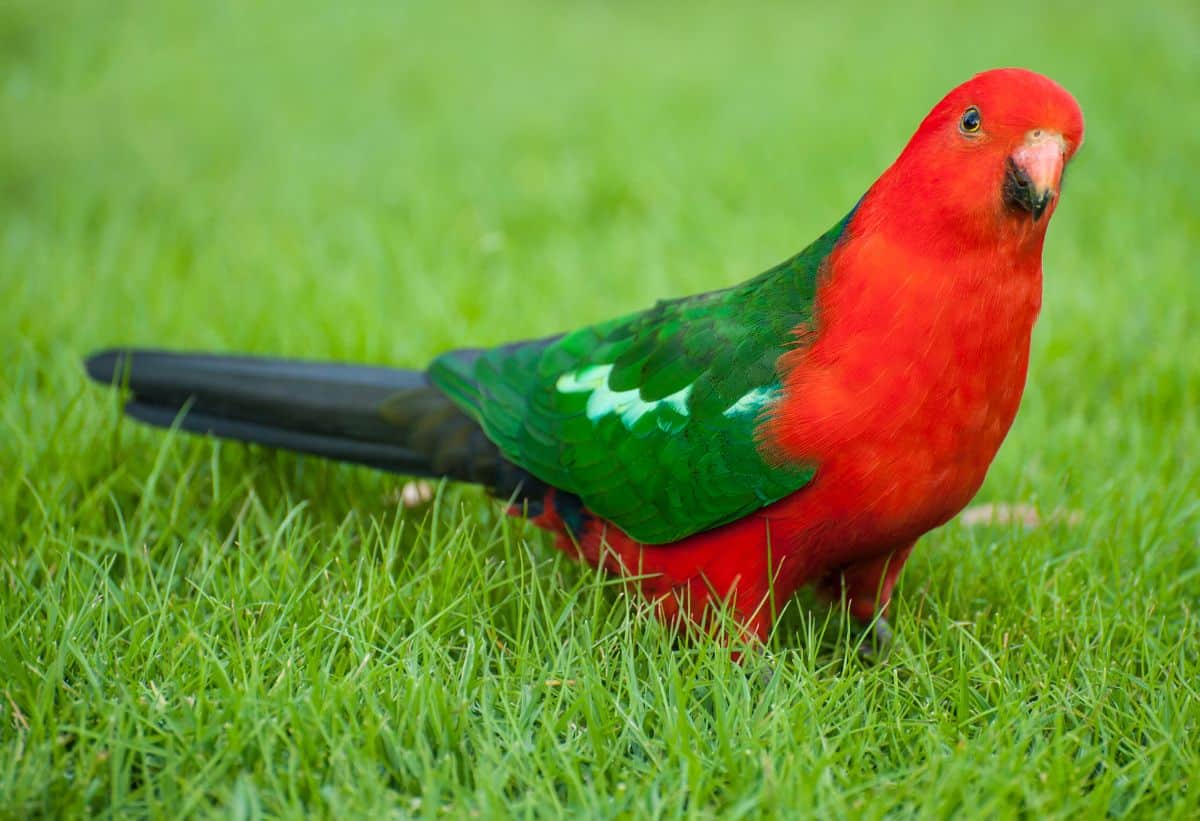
[{"left": 428, "top": 211, "right": 853, "bottom": 544}]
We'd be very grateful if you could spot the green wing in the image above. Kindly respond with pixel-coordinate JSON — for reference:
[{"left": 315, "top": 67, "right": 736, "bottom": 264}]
[{"left": 428, "top": 212, "right": 852, "bottom": 544}]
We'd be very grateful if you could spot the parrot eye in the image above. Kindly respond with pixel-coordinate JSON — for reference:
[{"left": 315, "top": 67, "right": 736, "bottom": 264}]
[{"left": 959, "top": 107, "right": 982, "bottom": 134}]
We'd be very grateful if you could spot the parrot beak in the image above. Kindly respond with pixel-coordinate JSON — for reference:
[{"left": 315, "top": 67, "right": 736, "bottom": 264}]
[{"left": 1004, "top": 130, "right": 1066, "bottom": 221}]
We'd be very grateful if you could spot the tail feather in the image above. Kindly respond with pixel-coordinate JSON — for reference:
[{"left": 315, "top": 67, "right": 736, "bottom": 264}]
[
  {"left": 122, "top": 400, "right": 431, "bottom": 474},
  {"left": 84, "top": 348, "right": 525, "bottom": 488}
]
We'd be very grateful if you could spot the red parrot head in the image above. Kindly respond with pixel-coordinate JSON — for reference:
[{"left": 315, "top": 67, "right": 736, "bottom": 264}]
[{"left": 868, "top": 68, "right": 1085, "bottom": 252}]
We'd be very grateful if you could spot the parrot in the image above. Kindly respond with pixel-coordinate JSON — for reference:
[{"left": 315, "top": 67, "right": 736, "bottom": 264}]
[{"left": 85, "top": 68, "right": 1085, "bottom": 650}]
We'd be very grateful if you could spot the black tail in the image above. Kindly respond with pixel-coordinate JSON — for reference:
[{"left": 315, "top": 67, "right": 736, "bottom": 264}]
[{"left": 84, "top": 349, "right": 537, "bottom": 495}]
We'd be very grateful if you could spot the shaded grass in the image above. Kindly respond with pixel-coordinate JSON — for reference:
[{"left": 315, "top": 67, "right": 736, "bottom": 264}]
[{"left": 2, "top": 0, "right": 1198, "bottom": 816}]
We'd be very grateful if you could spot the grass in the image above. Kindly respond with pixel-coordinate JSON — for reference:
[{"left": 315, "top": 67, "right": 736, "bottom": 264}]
[{"left": 2, "top": 0, "right": 1199, "bottom": 816}]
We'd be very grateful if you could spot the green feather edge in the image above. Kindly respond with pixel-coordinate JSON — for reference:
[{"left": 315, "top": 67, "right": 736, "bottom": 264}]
[{"left": 427, "top": 211, "right": 853, "bottom": 544}]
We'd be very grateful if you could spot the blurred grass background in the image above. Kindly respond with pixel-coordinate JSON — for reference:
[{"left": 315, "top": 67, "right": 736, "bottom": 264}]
[{"left": 2, "top": 0, "right": 1198, "bottom": 816}]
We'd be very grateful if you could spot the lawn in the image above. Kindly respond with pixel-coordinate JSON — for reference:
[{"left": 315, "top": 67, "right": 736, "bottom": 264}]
[{"left": 2, "top": 0, "right": 1198, "bottom": 816}]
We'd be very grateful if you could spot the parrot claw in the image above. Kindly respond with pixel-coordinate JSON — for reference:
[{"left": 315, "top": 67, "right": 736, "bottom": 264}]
[
  {"left": 857, "top": 617, "right": 894, "bottom": 663},
  {"left": 398, "top": 480, "right": 434, "bottom": 508},
  {"left": 753, "top": 662, "right": 778, "bottom": 689}
]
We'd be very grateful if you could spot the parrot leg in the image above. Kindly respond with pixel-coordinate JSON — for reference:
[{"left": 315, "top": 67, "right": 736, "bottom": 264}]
[
  {"left": 817, "top": 543, "right": 915, "bottom": 659},
  {"left": 861, "top": 618, "right": 894, "bottom": 662}
]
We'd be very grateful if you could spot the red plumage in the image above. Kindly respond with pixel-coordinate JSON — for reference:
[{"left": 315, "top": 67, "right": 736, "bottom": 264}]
[{"left": 527, "top": 69, "right": 1085, "bottom": 644}]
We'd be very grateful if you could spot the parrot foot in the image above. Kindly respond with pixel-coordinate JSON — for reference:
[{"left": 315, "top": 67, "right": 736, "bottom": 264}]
[
  {"left": 751, "top": 660, "right": 778, "bottom": 688},
  {"left": 397, "top": 480, "right": 434, "bottom": 508},
  {"left": 857, "top": 617, "right": 893, "bottom": 663}
]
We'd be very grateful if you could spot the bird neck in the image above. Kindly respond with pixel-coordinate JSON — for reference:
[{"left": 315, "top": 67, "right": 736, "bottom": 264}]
[
  {"left": 824, "top": 194, "right": 1046, "bottom": 359},
  {"left": 848, "top": 157, "right": 1052, "bottom": 271}
]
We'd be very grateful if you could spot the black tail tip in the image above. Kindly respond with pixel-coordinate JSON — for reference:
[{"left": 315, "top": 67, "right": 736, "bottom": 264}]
[{"left": 84, "top": 349, "right": 130, "bottom": 384}]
